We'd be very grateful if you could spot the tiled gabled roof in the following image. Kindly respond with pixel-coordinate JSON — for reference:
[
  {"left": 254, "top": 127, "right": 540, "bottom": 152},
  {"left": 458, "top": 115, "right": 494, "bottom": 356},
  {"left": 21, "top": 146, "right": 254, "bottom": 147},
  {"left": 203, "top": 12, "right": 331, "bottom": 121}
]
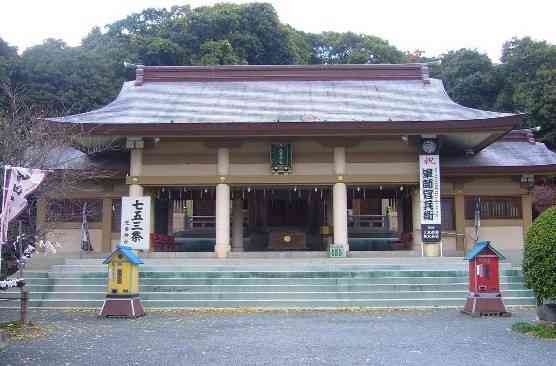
[
  {"left": 48, "top": 64, "right": 513, "bottom": 125},
  {"left": 442, "top": 130, "right": 556, "bottom": 173}
]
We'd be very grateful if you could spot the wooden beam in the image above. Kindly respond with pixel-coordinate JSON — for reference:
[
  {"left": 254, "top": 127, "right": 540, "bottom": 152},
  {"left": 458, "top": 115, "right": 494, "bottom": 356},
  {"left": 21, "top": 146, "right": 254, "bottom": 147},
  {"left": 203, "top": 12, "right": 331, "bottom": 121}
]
[{"left": 126, "top": 175, "right": 419, "bottom": 186}]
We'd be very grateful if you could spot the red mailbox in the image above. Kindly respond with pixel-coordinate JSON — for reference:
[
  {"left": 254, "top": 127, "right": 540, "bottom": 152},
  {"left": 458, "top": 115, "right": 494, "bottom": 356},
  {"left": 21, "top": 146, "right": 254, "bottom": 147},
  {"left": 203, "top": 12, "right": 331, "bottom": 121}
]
[{"left": 462, "top": 241, "right": 510, "bottom": 317}]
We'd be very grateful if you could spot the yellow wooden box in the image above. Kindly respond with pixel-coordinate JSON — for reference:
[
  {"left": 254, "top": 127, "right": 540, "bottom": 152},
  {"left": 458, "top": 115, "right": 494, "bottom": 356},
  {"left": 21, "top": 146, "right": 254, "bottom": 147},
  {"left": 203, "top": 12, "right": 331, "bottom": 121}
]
[{"left": 103, "top": 245, "right": 143, "bottom": 296}]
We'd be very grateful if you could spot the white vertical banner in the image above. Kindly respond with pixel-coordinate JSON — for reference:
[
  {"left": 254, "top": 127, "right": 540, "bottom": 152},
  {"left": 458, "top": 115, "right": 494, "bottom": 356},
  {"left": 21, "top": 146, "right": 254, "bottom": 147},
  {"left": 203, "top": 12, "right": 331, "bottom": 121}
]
[
  {"left": 1, "top": 166, "right": 47, "bottom": 245},
  {"left": 419, "top": 154, "right": 441, "bottom": 243},
  {"left": 121, "top": 196, "right": 151, "bottom": 250}
]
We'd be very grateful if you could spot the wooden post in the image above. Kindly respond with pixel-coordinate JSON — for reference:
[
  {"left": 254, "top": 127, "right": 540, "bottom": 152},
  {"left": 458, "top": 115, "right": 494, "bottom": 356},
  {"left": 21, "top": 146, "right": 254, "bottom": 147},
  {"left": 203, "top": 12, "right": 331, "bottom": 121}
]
[
  {"left": 20, "top": 289, "right": 28, "bottom": 324},
  {"left": 521, "top": 192, "right": 533, "bottom": 243},
  {"left": 454, "top": 182, "right": 466, "bottom": 251},
  {"left": 17, "top": 221, "right": 27, "bottom": 325},
  {"left": 102, "top": 198, "right": 113, "bottom": 252}
]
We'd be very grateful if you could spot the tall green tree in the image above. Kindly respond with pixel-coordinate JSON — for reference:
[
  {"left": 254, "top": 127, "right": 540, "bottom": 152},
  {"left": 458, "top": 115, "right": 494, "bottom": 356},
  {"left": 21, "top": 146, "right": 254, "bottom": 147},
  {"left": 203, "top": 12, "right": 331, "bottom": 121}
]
[
  {"left": 499, "top": 37, "right": 556, "bottom": 146},
  {"left": 196, "top": 40, "right": 244, "bottom": 65},
  {"left": 16, "top": 39, "right": 122, "bottom": 114},
  {"left": 0, "top": 37, "right": 20, "bottom": 113},
  {"left": 433, "top": 49, "right": 502, "bottom": 110},
  {"left": 309, "top": 32, "right": 406, "bottom": 64}
]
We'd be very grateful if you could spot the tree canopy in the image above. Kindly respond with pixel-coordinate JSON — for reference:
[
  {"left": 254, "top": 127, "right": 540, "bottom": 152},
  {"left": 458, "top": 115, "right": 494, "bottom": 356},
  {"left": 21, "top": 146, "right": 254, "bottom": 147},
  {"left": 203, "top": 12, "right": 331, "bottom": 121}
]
[{"left": 0, "top": 3, "right": 555, "bottom": 146}]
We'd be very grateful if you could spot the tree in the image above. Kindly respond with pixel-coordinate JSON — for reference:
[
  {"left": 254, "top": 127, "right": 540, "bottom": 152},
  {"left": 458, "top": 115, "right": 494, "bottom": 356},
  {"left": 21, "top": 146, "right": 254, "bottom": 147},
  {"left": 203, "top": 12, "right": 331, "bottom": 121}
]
[
  {"left": 0, "top": 85, "right": 118, "bottom": 283},
  {"left": 188, "top": 3, "right": 295, "bottom": 65},
  {"left": 0, "top": 37, "right": 19, "bottom": 112},
  {"left": 196, "top": 40, "right": 244, "bottom": 65},
  {"left": 432, "top": 49, "right": 502, "bottom": 110},
  {"left": 523, "top": 207, "right": 556, "bottom": 305},
  {"left": 310, "top": 32, "right": 406, "bottom": 65},
  {"left": 15, "top": 39, "right": 122, "bottom": 115},
  {"left": 498, "top": 37, "right": 556, "bottom": 146}
]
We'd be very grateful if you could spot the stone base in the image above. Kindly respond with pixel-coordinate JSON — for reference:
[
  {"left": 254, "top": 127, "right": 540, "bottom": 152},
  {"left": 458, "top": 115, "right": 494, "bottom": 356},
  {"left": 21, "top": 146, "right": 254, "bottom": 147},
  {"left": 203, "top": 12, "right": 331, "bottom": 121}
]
[
  {"left": 423, "top": 243, "right": 441, "bottom": 257},
  {"left": 98, "top": 295, "right": 145, "bottom": 318},
  {"left": 215, "top": 244, "right": 231, "bottom": 258},
  {"left": 537, "top": 304, "right": 556, "bottom": 323},
  {"left": 462, "top": 294, "right": 510, "bottom": 317},
  {"left": 328, "top": 244, "right": 348, "bottom": 258}
]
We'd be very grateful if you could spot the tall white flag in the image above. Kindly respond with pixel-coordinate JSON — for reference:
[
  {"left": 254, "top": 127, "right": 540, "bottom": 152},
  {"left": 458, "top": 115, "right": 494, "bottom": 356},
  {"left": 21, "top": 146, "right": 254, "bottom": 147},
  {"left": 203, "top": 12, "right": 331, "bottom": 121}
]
[{"left": 0, "top": 166, "right": 47, "bottom": 245}]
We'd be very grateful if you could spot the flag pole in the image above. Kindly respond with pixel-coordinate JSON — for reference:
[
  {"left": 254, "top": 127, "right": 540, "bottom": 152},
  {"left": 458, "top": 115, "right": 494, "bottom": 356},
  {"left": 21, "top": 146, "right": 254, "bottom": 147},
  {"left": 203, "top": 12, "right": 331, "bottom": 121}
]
[
  {"left": 0, "top": 165, "right": 11, "bottom": 279},
  {"left": 18, "top": 220, "right": 23, "bottom": 279}
]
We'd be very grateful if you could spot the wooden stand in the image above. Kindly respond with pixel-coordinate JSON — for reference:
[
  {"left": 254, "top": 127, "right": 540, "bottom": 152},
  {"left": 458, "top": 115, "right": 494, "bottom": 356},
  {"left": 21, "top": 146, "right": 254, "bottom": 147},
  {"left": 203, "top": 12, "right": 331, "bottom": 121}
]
[
  {"left": 99, "top": 295, "right": 145, "bottom": 318},
  {"left": 462, "top": 293, "right": 510, "bottom": 317}
]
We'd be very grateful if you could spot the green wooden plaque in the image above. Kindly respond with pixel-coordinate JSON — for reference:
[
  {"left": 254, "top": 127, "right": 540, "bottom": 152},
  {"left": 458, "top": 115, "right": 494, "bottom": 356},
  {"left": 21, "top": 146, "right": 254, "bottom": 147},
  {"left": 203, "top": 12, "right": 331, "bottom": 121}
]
[{"left": 270, "top": 143, "right": 293, "bottom": 175}]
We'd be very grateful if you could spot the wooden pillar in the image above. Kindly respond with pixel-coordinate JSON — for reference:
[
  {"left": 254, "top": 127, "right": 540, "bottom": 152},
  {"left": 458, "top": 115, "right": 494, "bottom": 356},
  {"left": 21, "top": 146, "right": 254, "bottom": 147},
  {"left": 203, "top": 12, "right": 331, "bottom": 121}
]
[
  {"left": 101, "top": 198, "right": 113, "bottom": 252},
  {"left": 522, "top": 192, "right": 533, "bottom": 243},
  {"left": 332, "top": 147, "right": 348, "bottom": 254},
  {"left": 36, "top": 198, "right": 47, "bottom": 230},
  {"left": 215, "top": 147, "right": 231, "bottom": 258},
  {"left": 127, "top": 137, "right": 144, "bottom": 197},
  {"left": 454, "top": 182, "right": 466, "bottom": 251},
  {"left": 232, "top": 198, "right": 244, "bottom": 252}
]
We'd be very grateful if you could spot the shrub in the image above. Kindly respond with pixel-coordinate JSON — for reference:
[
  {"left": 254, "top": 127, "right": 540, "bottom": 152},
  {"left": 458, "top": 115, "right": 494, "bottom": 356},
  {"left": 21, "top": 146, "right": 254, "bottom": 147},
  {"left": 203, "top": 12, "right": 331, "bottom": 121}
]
[{"left": 523, "top": 207, "right": 556, "bottom": 305}]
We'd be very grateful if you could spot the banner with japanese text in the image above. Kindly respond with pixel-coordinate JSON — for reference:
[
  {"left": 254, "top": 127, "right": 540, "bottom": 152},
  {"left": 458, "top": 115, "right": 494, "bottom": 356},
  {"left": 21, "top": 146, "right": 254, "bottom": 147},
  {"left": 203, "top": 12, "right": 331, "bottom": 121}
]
[
  {"left": 1, "top": 166, "right": 47, "bottom": 245},
  {"left": 419, "top": 154, "right": 441, "bottom": 242},
  {"left": 120, "top": 196, "right": 151, "bottom": 250}
]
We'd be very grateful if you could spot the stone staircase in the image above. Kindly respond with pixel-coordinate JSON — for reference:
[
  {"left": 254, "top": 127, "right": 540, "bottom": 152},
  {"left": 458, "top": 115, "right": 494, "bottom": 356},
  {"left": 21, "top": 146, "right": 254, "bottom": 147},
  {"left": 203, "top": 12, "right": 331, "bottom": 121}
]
[{"left": 1, "top": 257, "right": 536, "bottom": 309}]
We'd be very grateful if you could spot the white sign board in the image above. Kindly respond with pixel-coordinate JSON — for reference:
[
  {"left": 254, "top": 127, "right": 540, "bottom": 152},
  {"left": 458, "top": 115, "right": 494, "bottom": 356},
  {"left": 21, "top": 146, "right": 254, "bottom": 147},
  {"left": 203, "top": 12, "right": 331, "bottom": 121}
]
[
  {"left": 419, "top": 154, "right": 441, "bottom": 242},
  {"left": 121, "top": 196, "right": 151, "bottom": 250}
]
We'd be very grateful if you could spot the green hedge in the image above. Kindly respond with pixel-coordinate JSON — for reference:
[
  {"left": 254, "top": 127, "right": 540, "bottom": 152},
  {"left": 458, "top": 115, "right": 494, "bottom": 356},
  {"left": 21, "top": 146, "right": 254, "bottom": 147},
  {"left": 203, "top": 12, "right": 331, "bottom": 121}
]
[{"left": 523, "top": 207, "right": 556, "bottom": 305}]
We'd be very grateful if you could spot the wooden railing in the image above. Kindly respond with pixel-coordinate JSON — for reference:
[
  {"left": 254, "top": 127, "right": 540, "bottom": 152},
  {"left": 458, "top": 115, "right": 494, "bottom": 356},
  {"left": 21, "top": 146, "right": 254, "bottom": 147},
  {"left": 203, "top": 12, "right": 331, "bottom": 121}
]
[
  {"left": 348, "top": 214, "right": 388, "bottom": 230},
  {"left": 186, "top": 215, "right": 216, "bottom": 229}
]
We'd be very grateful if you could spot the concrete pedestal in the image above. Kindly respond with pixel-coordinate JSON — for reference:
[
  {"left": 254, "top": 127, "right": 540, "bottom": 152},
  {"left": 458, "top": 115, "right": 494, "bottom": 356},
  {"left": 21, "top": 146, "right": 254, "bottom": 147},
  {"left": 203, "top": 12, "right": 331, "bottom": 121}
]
[
  {"left": 462, "top": 293, "right": 510, "bottom": 317},
  {"left": 99, "top": 295, "right": 145, "bottom": 318}
]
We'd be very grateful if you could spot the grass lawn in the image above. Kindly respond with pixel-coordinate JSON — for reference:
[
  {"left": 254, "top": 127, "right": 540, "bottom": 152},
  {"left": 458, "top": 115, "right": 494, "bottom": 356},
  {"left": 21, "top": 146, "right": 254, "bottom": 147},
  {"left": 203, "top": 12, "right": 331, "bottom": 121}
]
[
  {"left": 512, "top": 322, "right": 556, "bottom": 339},
  {"left": 0, "top": 320, "right": 49, "bottom": 342}
]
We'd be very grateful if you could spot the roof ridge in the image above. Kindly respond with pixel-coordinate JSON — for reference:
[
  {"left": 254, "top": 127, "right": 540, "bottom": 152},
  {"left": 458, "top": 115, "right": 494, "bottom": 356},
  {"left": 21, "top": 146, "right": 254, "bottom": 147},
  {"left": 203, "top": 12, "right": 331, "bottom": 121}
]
[{"left": 134, "top": 63, "right": 430, "bottom": 85}]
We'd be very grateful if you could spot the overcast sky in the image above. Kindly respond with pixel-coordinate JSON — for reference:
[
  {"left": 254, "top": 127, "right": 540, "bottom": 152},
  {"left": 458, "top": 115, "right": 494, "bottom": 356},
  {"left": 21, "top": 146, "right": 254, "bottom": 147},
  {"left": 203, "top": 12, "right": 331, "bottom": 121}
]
[{"left": 1, "top": 0, "right": 555, "bottom": 61}]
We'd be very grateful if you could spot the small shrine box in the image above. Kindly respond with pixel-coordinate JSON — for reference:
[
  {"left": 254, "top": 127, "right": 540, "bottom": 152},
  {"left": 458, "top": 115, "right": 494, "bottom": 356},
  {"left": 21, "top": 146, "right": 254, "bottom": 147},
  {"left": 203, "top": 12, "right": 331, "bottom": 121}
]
[
  {"left": 99, "top": 245, "right": 145, "bottom": 318},
  {"left": 462, "top": 240, "right": 510, "bottom": 317}
]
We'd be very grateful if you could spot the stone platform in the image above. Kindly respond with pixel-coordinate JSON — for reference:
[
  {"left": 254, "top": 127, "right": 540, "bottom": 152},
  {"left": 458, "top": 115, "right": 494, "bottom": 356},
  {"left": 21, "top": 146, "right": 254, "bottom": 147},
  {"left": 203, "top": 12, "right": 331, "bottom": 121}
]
[{"left": 2, "top": 256, "right": 535, "bottom": 310}]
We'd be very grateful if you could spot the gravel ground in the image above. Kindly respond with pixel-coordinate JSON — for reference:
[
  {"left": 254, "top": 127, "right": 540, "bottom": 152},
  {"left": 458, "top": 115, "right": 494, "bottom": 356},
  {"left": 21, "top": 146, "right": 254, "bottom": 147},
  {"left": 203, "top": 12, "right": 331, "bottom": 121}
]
[{"left": 0, "top": 308, "right": 553, "bottom": 366}]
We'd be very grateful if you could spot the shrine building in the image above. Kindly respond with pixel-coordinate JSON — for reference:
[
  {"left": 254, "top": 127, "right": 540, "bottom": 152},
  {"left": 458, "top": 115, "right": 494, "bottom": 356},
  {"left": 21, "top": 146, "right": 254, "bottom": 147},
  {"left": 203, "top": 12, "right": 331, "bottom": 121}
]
[{"left": 40, "top": 64, "right": 556, "bottom": 262}]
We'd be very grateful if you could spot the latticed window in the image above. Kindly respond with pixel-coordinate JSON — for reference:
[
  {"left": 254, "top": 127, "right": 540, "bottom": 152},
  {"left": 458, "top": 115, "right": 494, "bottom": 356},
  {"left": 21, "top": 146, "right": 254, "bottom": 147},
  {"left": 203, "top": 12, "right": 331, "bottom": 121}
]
[
  {"left": 441, "top": 197, "right": 455, "bottom": 231},
  {"left": 464, "top": 197, "right": 522, "bottom": 220},
  {"left": 46, "top": 199, "right": 102, "bottom": 222}
]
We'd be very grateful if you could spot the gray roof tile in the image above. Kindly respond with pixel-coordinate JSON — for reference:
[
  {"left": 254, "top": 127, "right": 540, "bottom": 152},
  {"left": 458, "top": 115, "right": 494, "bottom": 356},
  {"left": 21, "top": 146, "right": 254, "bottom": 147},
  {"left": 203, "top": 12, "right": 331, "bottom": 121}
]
[{"left": 49, "top": 79, "right": 512, "bottom": 124}]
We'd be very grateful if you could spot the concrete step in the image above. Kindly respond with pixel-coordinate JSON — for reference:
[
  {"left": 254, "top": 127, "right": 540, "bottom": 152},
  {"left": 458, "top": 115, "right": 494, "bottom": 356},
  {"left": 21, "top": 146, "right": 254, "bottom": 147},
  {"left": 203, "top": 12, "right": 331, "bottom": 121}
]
[
  {"left": 20, "top": 289, "right": 535, "bottom": 301},
  {"left": 21, "top": 275, "right": 527, "bottom": 286},
  {"left": 14, "top": 282, "right": 532, "bottom": 293},
  {"left": 3, "top": 260, "right": 533, "bottom": 310},
  {"left": 1, "top": 296, "right": 535, "bottom": 309},
  {"left": 45, "top": 269, "right": 525, "bottom": 279}
]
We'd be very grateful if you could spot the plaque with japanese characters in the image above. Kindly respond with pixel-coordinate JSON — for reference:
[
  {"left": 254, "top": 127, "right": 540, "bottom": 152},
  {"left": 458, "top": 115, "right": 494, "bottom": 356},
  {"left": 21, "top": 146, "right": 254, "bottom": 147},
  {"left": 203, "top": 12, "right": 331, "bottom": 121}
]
[
  {"left": 270, "top": 143, "right": 293, "bottom": 175},
  {"left": 121, "top": 196, "right": 151, "bottom": 250},
  {"left": 419, "top": 154, "right": 441, "bottom": 242}
]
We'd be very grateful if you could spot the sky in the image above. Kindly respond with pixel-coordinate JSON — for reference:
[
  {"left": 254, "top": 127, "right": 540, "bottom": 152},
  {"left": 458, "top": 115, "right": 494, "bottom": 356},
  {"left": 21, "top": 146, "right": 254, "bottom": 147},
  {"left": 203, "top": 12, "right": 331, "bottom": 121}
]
[{"left": 0, "top": 0, "right": 555, "bottom": 61}]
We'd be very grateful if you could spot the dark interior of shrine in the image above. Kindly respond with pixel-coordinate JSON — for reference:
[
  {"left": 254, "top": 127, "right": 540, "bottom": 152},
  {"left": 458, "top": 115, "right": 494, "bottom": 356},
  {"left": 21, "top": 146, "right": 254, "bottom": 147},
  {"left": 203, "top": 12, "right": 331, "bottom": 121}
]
[{"left": 150, "top": 186, "right": 414, "bottom": 252}]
